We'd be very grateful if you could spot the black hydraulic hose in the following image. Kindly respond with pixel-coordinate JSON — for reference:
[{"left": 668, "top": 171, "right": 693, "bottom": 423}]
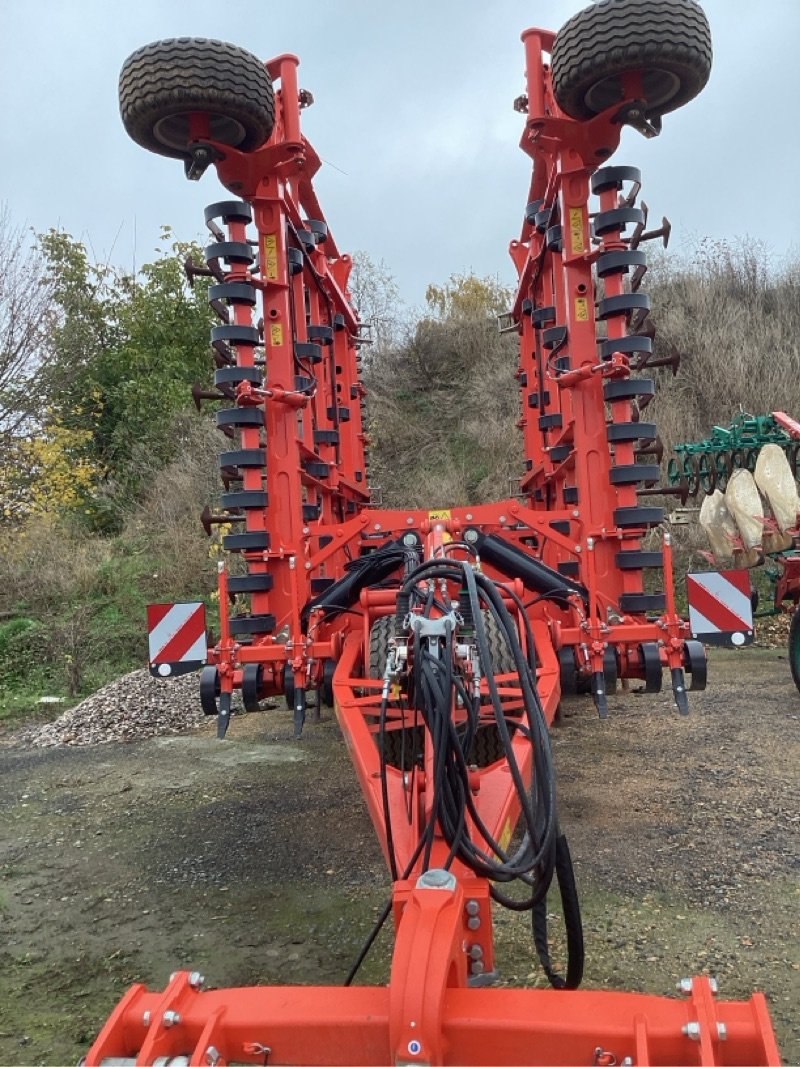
[
  {"left": 345, "top": 554, "right": 582, "bottom": 990},
  {"left": 532, "top": 832, "right": 585, "bottom": 990},
  {"left": 471, "top": 532, "right": 588, "bottom": 605}
]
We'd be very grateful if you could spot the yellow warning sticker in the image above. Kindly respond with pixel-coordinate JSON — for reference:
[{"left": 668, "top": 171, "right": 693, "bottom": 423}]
[
  {"left": 264, "top": 234, "right": 279, "bottom": 280},
  {"left": 498, "top": 819, "right": 513, "bottom": 853},
  {"left": 270, "top": 323, "right": 284, "bottom": 346},
  {"left": 428, "top": 509, "right": 451, "bottom": 522},
  {"left": 574, "top": 296, "right": 590, "bottom": 322},
  {"left": 569, "top": 207, "right": 586, "bottom": 254}
]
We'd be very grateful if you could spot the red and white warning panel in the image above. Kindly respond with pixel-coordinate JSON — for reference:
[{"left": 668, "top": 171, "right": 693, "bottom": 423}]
[
  {"left": 686, "top": 570, "right": 754, "bottom": 647},
  {"left": 147, "top": 602, "right": 208, "bottom": 677}
]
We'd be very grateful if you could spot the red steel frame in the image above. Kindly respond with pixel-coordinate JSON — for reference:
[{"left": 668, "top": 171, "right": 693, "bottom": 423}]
[{"left": 88, "top": 29, "right": 781, "bottom": 1067}]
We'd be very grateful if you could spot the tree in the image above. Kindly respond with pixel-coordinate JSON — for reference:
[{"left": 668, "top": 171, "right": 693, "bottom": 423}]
[
  {"left": 363, "top": 272, "right": 520, "bottom": 507},
  {"left": 0, "top": 206, "right": 54, "bottom": 439},
  {"left": 348, "top": 250, "right": 405, "bottom": 352},
  {"left": 33, "top": 228, "right": 216, "bottom": 527}
]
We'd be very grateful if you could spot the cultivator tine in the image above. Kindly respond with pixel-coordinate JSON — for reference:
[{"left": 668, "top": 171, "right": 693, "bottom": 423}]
[
  {"left": 206, "top": 217, "right": 226, "bottom": 242},
  {"left": 592, "top": 672, "right": 609, "bottom": 719},
  {"left": 293, "top": 686, "right": 307, "bottom": 739},
  {"left": 191, "top": 383, "right": 232, "bottom": 410},
  {"left": 183, "top": 254, "right": 215, "bottom": 286},
  {"left": 627, "top": 207, "right": 670, "bottom": 251},
  {"left": 618, "top": 179, "right": 641, "bottom": 209},
  {"left": 217, "top": 691, "right": 232, "bottom": 739},
  {"left": 670, "top": 667, "right": 689, "bottom": 715},
  {"left": 631, "top": 349, "right": 681, "bottom": 376},
  {"left": 200, "top": 505, "right": 243, "bottom": 536},
  {"left": 635, "top": 436, "right": 664, "bottom": 464},
  {"left": 212, "top": 339, "right": 234, "bottom": 367},
  {"left": 630, "top": 262, "right": 647, "bottom": 292},
  {"left": 638, "top": 478, "right": 690, "bottom": 505},
  {"left": 640, "top": 216, "right": 671, "bottom": 249},
  {"left": 629, "top": 200, "right": 649, "bottom": 248}
]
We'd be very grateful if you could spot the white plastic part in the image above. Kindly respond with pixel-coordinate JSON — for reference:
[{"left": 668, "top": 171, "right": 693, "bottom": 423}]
[
  {"left": 699, "top": 489, "right": 738, "bottom": 561},
  {"left": 725, "top": 469, "right": 764, "bottom": 550},
  {"left": 754, "top": 443, "right": 800, "bottom": 533}
]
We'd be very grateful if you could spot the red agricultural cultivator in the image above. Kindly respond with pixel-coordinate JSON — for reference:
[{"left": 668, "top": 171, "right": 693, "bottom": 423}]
[{"left": 88, "top": 2, "right": 782, "bottom": 1064}]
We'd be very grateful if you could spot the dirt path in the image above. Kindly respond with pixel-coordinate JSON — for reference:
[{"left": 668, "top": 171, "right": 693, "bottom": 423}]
[{"left": 0, "top": 647, "right": 797, "bottom": 1065}]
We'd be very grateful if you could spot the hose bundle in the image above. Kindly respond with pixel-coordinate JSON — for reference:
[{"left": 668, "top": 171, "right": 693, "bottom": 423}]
[{"left": 347, "top": 555, "right": 583, "bottom": 989}]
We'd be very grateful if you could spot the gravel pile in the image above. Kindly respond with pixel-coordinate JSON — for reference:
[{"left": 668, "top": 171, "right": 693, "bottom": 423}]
[{"left": 21, "top": 668, "right": 205, "bottom": 747}]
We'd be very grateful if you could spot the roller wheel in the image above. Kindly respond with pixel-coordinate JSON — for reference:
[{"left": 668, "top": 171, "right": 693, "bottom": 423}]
[
  {"left": 683, "top": 639, "right": 707, "bottom": 691},
  {"left": 639, "top": 642, "right": 663, "bottom": 693},
  {"left": 788, "top": 608, "right": 800, "bottom": 695},
  {"left": 200, "top": 665, "right": 220, "bottom": 715},
  {"left": 242, "top": 663, "right": 265, "bottom": 712},
  {"left": 558, "top": 647, "right": 579, "bottom": 696},
  {"left": 551, "top": 0, "right": 712, "bottom": 122},
  {"left": 603, "top": 646, "right": 619, "bottom": 695},
  {"left": 321, "top": 658, "right": 336, "bottom": 708},
  {"left": 284, "top": 663, "right": 295, "bottom": 710},
  {"left": 119, "top": 38, "right": 275, "bottom": 159}
]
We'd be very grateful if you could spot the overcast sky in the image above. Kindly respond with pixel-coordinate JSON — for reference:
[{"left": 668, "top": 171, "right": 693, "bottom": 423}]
[{"left": 2, "top": 1, "right": 798, "bottom": 311}]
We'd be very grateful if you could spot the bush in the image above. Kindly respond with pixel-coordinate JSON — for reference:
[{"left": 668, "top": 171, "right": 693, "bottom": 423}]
[{"left": 0, "top": 618, "right": 47, "bottom": 689}]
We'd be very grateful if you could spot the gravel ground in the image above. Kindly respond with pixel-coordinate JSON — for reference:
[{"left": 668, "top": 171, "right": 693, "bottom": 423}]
[
  {"left": 0, "top": 646, "right": 797, "bottom": 1065},
  {"left": 15, "top": 668, "right": 205, "bottom": 748}
]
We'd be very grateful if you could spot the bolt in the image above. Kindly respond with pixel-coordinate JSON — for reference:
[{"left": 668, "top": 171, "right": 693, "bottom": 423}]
[
  {"left": 417, "top": 868, "right": 457, "bottom": 891},
  {"left": 717, "top": 1023, "right": 728, "bottom": 1041},
  {"left": 206, "top": 1047, "right": 221, "bottom": 1066},
  {"left": 682, "top": 1022, "right": 701, "bottom": 1041},
  {"left": 470, "top": 959, "right": 485, "bottom": 975},
  {"left": 468, "top": 916, "right": 481, "bottom": 931},
  {"left": 677, "top": 977, "right": 693, "bottom": 994},
  {"left": 142, "top": 1011, "right": 151, "bottom": 1027},
  {"left": 469, "top": 944, "right": 483, "bottom": 960},
  {"left": 305, "top": 562, "right": 311, "bottom": 570},
  {"left": 163, "top": 1011, "right": 182, "bottom": 1028},
  {"left": 465, "top": 900, "right": 480, "bottom": 917},
  {"left": 189, "top": 971, "right": 205, "bottom": 989}
]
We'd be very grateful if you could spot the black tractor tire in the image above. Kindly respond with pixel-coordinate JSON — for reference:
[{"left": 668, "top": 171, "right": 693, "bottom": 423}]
[
  {"left": 551, "top": 0, "right": 712, "bottom": 122},
  {"left": 481, "top": 611, "right": 518, "bottom": 679},
  {"left": 368, "top": 615, "right": 394, "bottom": 679},
  {"left": 119, "top": 38, "right": 275, "bottom": 159}
]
